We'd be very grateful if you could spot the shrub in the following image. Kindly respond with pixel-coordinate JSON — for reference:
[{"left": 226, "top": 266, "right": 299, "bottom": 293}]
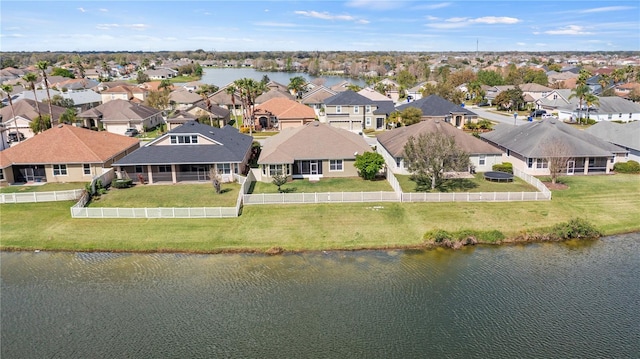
[
  {"left": 492, "top": 162, "right": 513, "bottom": 174},
  {"left": 614, "top": 160, "right": 640, "bottom": 174},
  {"left": 112, "top": 178, "right": 133, "bottom": 189},
  {"left": 423, "top": 229, "right": 453, "bottom": 243},
  {"left": 464, "top": 122, "right": 478, "bottom": 130},
  {"left": 477, "top": 119, "right": 493, "bottom": 130},
  {"left": 550, "top": 218, "right": 602, "bottom": 240},
  {"left": 239, "top": 126, "right": 250, "bottom": 134}
]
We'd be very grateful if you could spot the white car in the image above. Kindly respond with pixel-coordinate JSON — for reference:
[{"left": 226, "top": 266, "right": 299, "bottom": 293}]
[{"left": 541, "top": 114, "right": 556, "bottom": 119}]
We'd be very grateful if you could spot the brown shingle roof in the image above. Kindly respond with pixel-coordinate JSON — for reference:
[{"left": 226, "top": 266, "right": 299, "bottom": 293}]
[
  {"left": 77, "top": 99, "right": 161, "bottom": 121},
  {"left": 0, "top": 124, "right": 139, "bottom": 167},
  {"left": 0, "top": 99, "right": 66, "bottom": 122},
  {"left": 254, "top": 98, "right": 316, "bottom": 120},
  {"left": 258, "top": 122, "right": 371, "bottom": 164},
  {"left": 377, "top": 120, "right": 502, "bottom": 157}
]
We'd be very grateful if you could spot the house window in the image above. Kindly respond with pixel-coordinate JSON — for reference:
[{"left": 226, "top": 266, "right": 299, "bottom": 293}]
[
  {"left": 630, "top": 113, "right": 633, "bottom": 119},
  {"left": 262, "top": 166, "right": 267, "bottom": 176},
  {"left": 170, "top": 135, "right": 198, "bottom": 144},
  {"left": 354, "top": 106, "right": 359, "bottom": 114},
  {"left": 269, "top": 164, "right": 282, "bottom": 176},
  {"left": 329, "top": 160, "right": 343, "bottom": 171},
  {"left": 536, "top": 159, "right": 548, "bottom": 169},
  {"left": 479, "top": 155, "right": 486, "bottom": 166},
  {"left": 365, "top": 105, "right": 371, "bottom": 113},
  {"left": 366, "top": 117, "right": 371, "bottom": 126},
  {"left": 0, "top": 169, "right": 4, "bottom": 181},
  {"left": 608, "top": 114, "right": 613, "bottom": 120},
  {"left": 218, "top": 163, "right": 231, "bottom": 174},
  {"left": 336, "top": 106, "right": 342, "bottom": 114},
  {"left": 53, "top": 164, "right": 67, "bottom": 176},
  {"left": 527, "top": 158, "right": 533, "bottom": 168},
  {"left": 619, "top": 113, "right": 622, "bottom": 118},
  {"left": 83, "top": 164, "right": 92, "bottom": 176},
  {"left": 158, "top": 165, "right": 171, "bottom": 173},
  {"left": 395, "top": 157, "right": 402, "bottom": 168},
  {"left": 135, "top": 165, "right": 144, "bottom": 173}
]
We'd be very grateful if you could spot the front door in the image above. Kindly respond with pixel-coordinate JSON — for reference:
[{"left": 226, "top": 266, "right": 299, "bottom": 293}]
[
  {"left": 196, "top": 166, "right": 207, "bottom": 181},
  {"left": 566, "top": 160, "right": 575, "bottom": 175},
  {"left": 310, "top": 161, "right": 319, "bottom": 175},
  {"left": 24, "top": 168, "right": 35, "bottom": 182},
  {"left": 376, "top": 117, "right": 384, "bottom": 129}
]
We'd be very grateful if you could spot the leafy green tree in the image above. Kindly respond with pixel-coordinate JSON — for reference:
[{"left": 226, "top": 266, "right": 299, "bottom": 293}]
[
  {"left": 30, "top": 115, "right": 51, "bottom": 134},
  {"left": 48, "top": 94, "right": 75, "bottom": 108},
  {"left": 354, "top": 151, "right": 385, "bottom": 180},
  {"left": 396, "top": 70, "right": 417, "bottom": 89},
  {"left": 136, "top": 70, "right": 150, "bottom": 84},
  {"left": 399, "top": 107, "right": 423, "bottom": 126},
  {"left": 272, "top": 173, "right": 288, "bottom": 192},
  {"left": 59, "top": 108, "right": 77, "bottom": 124},
  {"left": 477, "top": 70, "right": 504, "bottom": 86},
  {"left": 51, "top": 67, "right": 75, "bottom": 78},
  {"left": 145, "top": 90, "right": 170, "bottom": 110},
  {"left": 22, "top": 72, "right": 41, "bottom": 118},
  {"left": 403, "top": 132, "right": 470, "bottom": 190}
]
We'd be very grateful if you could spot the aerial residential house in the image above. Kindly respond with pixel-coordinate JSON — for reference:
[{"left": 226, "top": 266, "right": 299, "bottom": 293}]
[
  {"left": 184, "top": 101, "right": 231, "bottom": 127},
  {"left": 0, "top": 99, "right": 66, "bottom": 140},
  {"left": 585, "top": 121, "right": 640, "bottom": 162},
  {"left": 169, "top": 88, "right": 203, "bottom": 110},
  {"left": 0, "top": 124, "right": 139, "bottom": 185},
  {"left": 253, "top": 98, "right": 316, "bottom": 131},
  {"left": 143, "top": 68, "right": 178, "bottom": 80},
  {"left": 357, "top": 87, "right": 395, "bottom": 130},
  {"left": 113, "top": 120, "right": 252, "bottom": 184},
  {"left": 256, "top": 122, "right": 372, "bottom": 182},
  {"left": 255, "top": 88, "right": 295, "bottom": 105},
  {"left": 519, "top": 83, "right": 553, "bottom": 103},
  {"left": 207, "top": 86, "right": 243, "bottom": 117},
  {"left": 322, "top": 90, "right": 377, "bottom": 132},
  {"left": 301, "top": 86, "right": 337, "bottom": 120},
  {"left": 552, "top": 96, "right": 640, "bottom": 123},
  {"left": 376, "top": 119, "right": 502, "bottom": 175},
  {"left": 375, "top": 78, "right": 401, "bottom": 102},
  {"left": 100, "top": 85, "right": 147, "bottom": 104},
  {"left": 395, "top": 95, "right": 478, "bottom": 129},
  {"left": 614, "top": 82, "right": 640, "bottom": 100},
  {"left": 480, "top": 119, "right": 627, "bottom": 176},
  {"left": 76, "top": 99, "right": 164, "bottom": 135},
  {"left": 165, "top": 110, "right": 198, "bottom": 130}
]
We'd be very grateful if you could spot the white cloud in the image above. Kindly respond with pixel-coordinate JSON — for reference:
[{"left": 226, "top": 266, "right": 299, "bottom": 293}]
[
  {"left": 427, "top": 15, "right": 520, "bottom": 28},
  {"left": 294, "top": 10, "right": 367, "bottom": 24},
  {"left": 472, "top": 16, "right": 519, "bottom": 25},
  {"left": 99, "top": 8, "right": 108, "bottom": 12},
  {"left": 426, "top": 16, "right": 440, "bottom": 21},
  {"left": 96, "top": 23, "right": 149, "bottom": 31},
  {"left": 545, "top": 25, "right": 593, "bottom": 35},
  {"left": 0, "top": 33, "right": 26, "bottom": 38},
  {"left": 254, "top": 22, "right": 298, "bottom": 27},
  {"left": 580, "top": 6, "right": 634, "bottom": 13},
  {"left": 516, "top": 42, "right": 526, "bottom": 46},
  {"left": 357, "top": 19, "right": 370, "bottom": 24},
  {"left": 77, "top": 7, "right": 86, "bottom": 13},
  {"left": 414, "top": 2, "right": 452, "bottom": 10}
]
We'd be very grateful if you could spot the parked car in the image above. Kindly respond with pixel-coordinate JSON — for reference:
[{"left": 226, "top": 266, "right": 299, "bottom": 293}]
[
  {"left": 7, "top": 131, "right": 25, "bottom": 143},
  {"left": 541, "top": 113, "right": 556, "bottom": 119},
  {"left": 124, "top": 128, "right": 139, "bottom": 137},
  {"left": 530, "top": 109, "right": 547, "bottom": 117},
  {"left": 477, "top": 101, "right": 490, "bottom": 107}
]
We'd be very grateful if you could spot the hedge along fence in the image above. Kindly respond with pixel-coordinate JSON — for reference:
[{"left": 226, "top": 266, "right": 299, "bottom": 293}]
[
  {"left": 1, "top": 189, "right": 85, "bottom": 204},
  {"left": 71, "top": 174, "right": 251, "bottom": 219}
]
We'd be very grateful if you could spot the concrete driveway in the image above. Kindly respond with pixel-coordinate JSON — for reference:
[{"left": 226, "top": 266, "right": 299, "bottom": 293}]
[{"left": 469, "top": 106, "right": 528, "bottom": 126}]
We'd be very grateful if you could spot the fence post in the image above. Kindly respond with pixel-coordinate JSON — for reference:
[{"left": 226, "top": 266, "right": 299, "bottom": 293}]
[
  {"left": 145, "top": 208, "right": 148, "bottom": 218},
  {"left": 494, "top": 192, "right": 496, "bottom": 202},
  {"left": 101, "top": 207, "right": 104, "bottom": 218},
  {"left": 507, "top": 192, "right": 510, "bottom": 201},
  {"left": 34, "top": 192, "right": 37, "bottom": 202},
  {"left": 173, "top": 208, "right": 176, "bottom": 218},
  {"left": 117, "top": 208, "right": 120, "bottom": 217},
  {"left": 54, "top": 191, "right": 57, "bottom": 201},
  {"left": 521, "top": 192, "right": 524, "bottom": 201},
  {"left": 467, "top": 192, "right": 470, "bottom": 202}
]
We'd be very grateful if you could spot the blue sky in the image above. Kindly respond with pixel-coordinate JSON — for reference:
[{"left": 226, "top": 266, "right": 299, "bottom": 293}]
[{"left": 1, "top": 0, "right": 639, "bottom": 52}]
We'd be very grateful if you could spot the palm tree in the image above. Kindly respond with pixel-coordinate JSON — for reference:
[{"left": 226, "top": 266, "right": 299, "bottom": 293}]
[
  {"left": 232, "top": 78, "right": 266, "bottom": 136},
  {"left": 226, "top": 84, "right": 238, "bottom": 125},
  {"left": 287, "top": 76, "right": 307, "bottom": 99},
  {"left": 584, "top": 93, "right": 600, "bottom": 122},
  {"left": 22, "top": 72, "right": 41, "bottom": 118},
  {"left": 37, "top": 61, "right": 55, "bottom": 126},
  {"left": 1, "top": 84, "right": 21, "bottom": 142},
  {"left": 569, "top": 84, "right": 591, "bottom": 124},
  {"left": 598, "top": 74, "right": 611, "bottom": 96},
  {"left": 196, "top": 84, "right": 218, "bottom": 127}
]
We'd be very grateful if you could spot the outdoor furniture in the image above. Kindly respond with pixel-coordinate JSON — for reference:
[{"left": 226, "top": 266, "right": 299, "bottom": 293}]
[{"left": 483, "top": 171, "right": 514, "bottom": 182}]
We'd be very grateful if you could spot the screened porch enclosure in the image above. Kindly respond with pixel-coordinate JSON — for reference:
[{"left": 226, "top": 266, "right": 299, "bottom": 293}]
[
  {"left": 119, "top": 163, "right": 238, "bottom": 184},
  {"left": 293, "top": 160, "right": 323, "bottom": 177}
]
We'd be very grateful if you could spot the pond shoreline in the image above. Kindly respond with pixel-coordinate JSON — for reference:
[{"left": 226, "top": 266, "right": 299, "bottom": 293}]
[{"left": 2, "top": 229, "right": 637, "bottom": 255}]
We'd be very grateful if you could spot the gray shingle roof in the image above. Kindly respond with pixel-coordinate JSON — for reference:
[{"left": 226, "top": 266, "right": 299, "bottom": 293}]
[
  {"left": 377, "top": 119, "right": 502, "bottom": 157},
  {"left": 324, "top": 90, "right": 376, "bottom": 106},
  {"left": 480, "top": 119, "right": 626, "bottom": 158},
  {"left": 114, "top": 120, "right": 252, "bottom": 165},
  {"left": 396, "top": 95, "right": 477, "bottom": 117},
  {"left": 584, "top": 121, "right": 640, "bottom": 151}
]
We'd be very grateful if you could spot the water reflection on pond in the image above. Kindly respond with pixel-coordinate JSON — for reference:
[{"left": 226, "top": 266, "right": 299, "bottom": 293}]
[{"left": 2, "top": 234, "right": 639, "bottom": 358}]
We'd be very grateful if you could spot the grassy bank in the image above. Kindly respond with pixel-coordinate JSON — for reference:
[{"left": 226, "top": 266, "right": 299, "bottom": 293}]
[{"left": 1, "top": 175, "right": 638, "bottom": 253}]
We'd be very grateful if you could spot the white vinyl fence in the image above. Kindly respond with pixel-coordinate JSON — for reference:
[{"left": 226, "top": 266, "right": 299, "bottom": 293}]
[
  {"left": 71, "top": 174, "right": 250, "bottom": 219},
  {"left": 401, "top": 191, "right": 548, "bottom": 202},
  {"left": 1, "top": 189, "right": 85, "bottom": 204},
  {"left": 244, "top": 191, "right": 399, "bottom": 205}
]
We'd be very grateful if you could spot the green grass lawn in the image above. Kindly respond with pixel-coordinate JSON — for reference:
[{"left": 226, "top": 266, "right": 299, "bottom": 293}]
[
  {"left": 88, "top": 183, "right": 240, "bottom": 208},
  {"left": 1, "top": 174, "right": 638, "bottom": 253},
  {"left": 0, "top": 182, "right": 86, "bottom": 193},
  {"left": 249, "top": 177, "right": 393, "bottom": 194},
  {"left": 395, "top": 173, "right": 537, "bottom": 193}
]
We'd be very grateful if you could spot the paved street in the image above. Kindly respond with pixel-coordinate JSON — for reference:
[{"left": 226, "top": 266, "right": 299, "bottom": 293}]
[{"left": 468, "top": 106, "right": 527, "bottom": 126}]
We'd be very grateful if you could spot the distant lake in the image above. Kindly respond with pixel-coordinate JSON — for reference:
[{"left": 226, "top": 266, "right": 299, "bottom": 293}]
[
  {"left": 2, "top": 233, "right": 639, "bottom": 358},
  {"left": 199, "top": 67, "right": 367, "bottom": 88}
]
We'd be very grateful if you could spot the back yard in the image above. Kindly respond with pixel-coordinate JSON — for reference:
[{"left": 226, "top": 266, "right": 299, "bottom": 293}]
[
  {"left": 395, "top": 173, "right": 537, "bottom": 192},
  {"left": 249, "top": 177, "right": 393, "bottom": 194},
  {"left": 88, "top": 183, "right": 240, "bottom": 207}
]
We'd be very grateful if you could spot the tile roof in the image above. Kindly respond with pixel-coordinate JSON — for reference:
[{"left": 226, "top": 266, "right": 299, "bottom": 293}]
[
  {"left": 0, "top": 124, "right": 139, "bottom": 167},
  {"left": 480, "top": 119, "right": 626, "bottom": 158},
  {"left": 114, "top": 121, "right": 252, "bottom": 165},
  {"left": 377, "top": 119, "right": 502, "bottom": 157},
  {"left": 254, "top": 98, "right": 316, "bottom": 120},
  {"left": 358, "top": 87, "right": 392, "bottom": 101},
  {"left": 169, "top": 88, "right": 203, "bottom": 104},
  {"left": 300, "top": 86, "right": 337, "bottom": 104},
  {"left": 396, "top": 95, "right": 477, "bottom": 117},
  {"left": 258, "top": 122, "right": 371, "bottom": 164},
  {"left": 0, "top": 99, "right": 66, "bottom": 122},
  {"left": 256, "top": 88, "right": 295, "bottom": 103}
]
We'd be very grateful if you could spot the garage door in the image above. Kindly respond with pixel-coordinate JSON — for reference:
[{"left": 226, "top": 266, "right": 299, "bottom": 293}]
[
  {"left": 105, "top": 124, "right": 130, "bottom": 136},
  {"left": 329, "top": 121, "right": 351, "bottom": 130},
  {"left": 280, "top": 121, "right": 301, "bottom": 130}
]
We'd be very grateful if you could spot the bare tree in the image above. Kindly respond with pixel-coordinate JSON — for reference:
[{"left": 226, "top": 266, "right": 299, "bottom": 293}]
[
  {"left": 210, "top": 168, "right": 222, "bottom": 194},
  {"left": 403, "top": 132, "right": 470, "bottom": 190},
  {"left": 541, "top": 139, "right": 573, "bottom": 185}
]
